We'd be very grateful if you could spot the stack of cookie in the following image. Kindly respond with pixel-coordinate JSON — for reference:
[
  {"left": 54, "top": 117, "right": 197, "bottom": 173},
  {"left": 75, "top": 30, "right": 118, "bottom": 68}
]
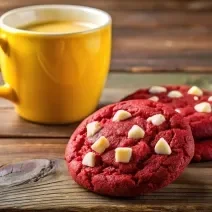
[
  {"left": 122, "top": 85, "right": 212, "bottom": 162},
  {"left": 65, "top": 85, "right": 211, "bottom": 197}
]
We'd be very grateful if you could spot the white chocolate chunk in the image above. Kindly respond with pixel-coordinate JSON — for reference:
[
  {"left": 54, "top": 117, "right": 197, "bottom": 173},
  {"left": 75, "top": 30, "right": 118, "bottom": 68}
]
[
  {"left": 154, "top": 138, "right": 172, "bottom": 155},
  {"left": 112, "top": 110, "right": 132, "bottom": 122},
  {"left": 194, "top": 96, "right": 199, "bottom": 101},
  {"left": 86, "top": 121, "right": 102, "bottom": 137},
  {"left": 188, "top": 86, "right": 203, "bottom": 96},
  {"left": 175, "top": 109, "right": 181, "bottom": 113},
  {"left": 148, "top": 96, "right": 159, "bottom": 102},
  {"left": 167, "top": 90, "right": 183, "bottom": 98},
  {"left": 149, "top": 86, "right": 167, "bottom": 94},
  {"left": 115, "top": 147, "right": 132, "bottom": 163},
  {"left": 194, "top": 102, "right": 211, "bottom": 113},
  {"left": 91, "top": 136, "right": 110, "bottom": 154},
  {"left": 147, "top": 114, "right": 166, "bottom": 126},
  {"left": 208, "top": 96, "right": 212, "bottom": 101},
  {"left": 82, "top": 152, "right": 95, "bottom": 167},
  {"left": 128, "top": 125, "right": 145, "bottom": 139}
]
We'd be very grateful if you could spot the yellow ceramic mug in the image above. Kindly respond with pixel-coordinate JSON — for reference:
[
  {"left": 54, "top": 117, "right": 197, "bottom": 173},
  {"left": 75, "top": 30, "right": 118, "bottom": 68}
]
[{"left": 0, "top": 5, "right": 111, "bottom": 124}]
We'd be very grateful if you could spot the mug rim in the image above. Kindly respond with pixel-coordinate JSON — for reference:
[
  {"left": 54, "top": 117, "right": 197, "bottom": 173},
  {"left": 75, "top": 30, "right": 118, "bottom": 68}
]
[{"left": 0, "top": 4, "right": 112, "bottom": 37}]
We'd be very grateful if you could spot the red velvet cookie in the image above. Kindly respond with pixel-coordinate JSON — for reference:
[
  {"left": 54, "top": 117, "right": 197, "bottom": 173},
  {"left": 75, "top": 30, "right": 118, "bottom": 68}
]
[
  {"left": 122, "top": 85, "right": 212, "bottom": 140},
  {"left": 193, "top": 139, "right": 212, "bottom": 162},
  {"left": 65, "top": 100, "right": 194, "bottom": 197}
]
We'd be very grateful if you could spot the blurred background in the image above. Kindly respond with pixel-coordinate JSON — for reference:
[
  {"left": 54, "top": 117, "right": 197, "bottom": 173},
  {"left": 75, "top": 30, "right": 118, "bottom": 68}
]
[{"left": 1, "top": 0, "right": 211, "bottom": 74}]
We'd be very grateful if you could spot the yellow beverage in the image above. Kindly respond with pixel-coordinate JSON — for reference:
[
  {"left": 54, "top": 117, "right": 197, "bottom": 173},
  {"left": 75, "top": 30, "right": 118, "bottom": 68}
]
[{"left": 21, "top": 21, "right": 96, "bottom": 33}]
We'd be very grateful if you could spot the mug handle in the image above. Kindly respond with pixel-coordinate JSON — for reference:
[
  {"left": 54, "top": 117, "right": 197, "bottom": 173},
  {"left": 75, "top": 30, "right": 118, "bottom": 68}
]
[{"left": 0, "top": 37, "right": 17, "bottom": 103}]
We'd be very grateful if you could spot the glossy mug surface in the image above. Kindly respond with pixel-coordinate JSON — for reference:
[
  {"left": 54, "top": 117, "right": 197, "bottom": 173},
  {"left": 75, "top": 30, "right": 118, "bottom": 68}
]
[{"left": 0, "top": 5, "right": 111, "bottom": 123}]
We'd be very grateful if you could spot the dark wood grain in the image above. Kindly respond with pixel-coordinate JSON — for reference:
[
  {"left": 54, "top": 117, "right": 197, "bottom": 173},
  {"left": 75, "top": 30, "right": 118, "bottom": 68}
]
[
  {"left": 0, "top": 159, "right": 55, "bottom": 186},
  {"left": 0, "top": 158, "right": 211, "bottom": 211},
  {"left": 111, "top": 11, "right": 212, "bottom": 28},
  {"left": 0, "top": 139, "right": 67, "bottom": 164},
  {"left": 0, "top": 0, "right": 212, "bottom": 12},
  {"left": 0, "top": 0, "right": 212, "bottom": 72}
]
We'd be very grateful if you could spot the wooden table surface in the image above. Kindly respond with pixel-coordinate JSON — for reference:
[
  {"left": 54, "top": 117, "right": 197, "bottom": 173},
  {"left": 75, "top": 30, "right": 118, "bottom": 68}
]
[{"left": 0, "top": 0, "right": 212, "bottom": 211}]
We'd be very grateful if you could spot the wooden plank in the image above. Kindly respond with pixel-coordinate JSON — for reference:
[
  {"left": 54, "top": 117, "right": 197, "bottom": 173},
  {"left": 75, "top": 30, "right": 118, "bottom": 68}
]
[
  {"left": 0, "top": 138, "right": 67, "bottom": 164},
  {"left": 0, "top": 1, "right": 212, "bottom": 72},
  {"left": 113, "top": 28, "right": 212, "bottom": 52},
  {"left": 0, "top": 0, "right": 212, "bottom": 12},
  {"left": 111, "top": 11, "right": 212, "bottom": 29},
  {"left": 0, "top": 158, "right": 211, "bottom": 211},
  {"left": 0, "top": 108, "right": 77, "bottom": 138},
  {"left": 0, "top": 73, "right": 212, "bottom": 138},
  {"left": 111, "top": 58, "right": 212, "bottom": 72},
  {"left": 111, "top": 27, "right": 212, "bottom": 72}
]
